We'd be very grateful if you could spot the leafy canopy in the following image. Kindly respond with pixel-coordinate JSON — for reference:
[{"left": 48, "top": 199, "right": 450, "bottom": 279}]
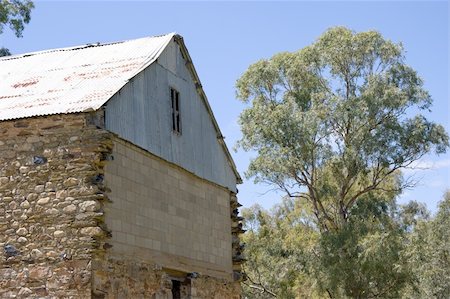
[
  {"left": 403, "top": 191, "right": 450, "bottom": 298},
  {"left": 0, "top": 0, "right": 33, "bottom": 37},
  {"left": 241, "top": 190, "right": 417, "bottom": 298},
  {"left": 0, "top": 0, "right": 34, "bottom": 56},
  {"left": 241, "top": 199, "right": 321, "bottom": 298},
  {"left": 236, "top": 27, "right": 449, "bottom": 231}
]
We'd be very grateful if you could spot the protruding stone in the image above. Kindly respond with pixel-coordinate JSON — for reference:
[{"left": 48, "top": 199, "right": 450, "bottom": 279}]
[
  {"left": 34, "top": 185, "right": 45, "bottom": 193},
  {"left": 80, "top": 227, "right": 103, "bottom": 237},
  {"left": 63, "top": 177, "right": 79, "bottom": 187},
  {"left": 53, "top": 230, "right": 65, "bottom": 238},
  {"left": 79, "top": 200, "right": 100, "bottom": 212},
  {"left": 16, "top": 228, "right": 28, "bottom": 236},
  {"left": 56, "top": 190, "right": 68, "bottom": 199},
  {"left": 75, "top": 213, "right": 93, "bottom": 221},
  {"left": 26, "top": 193, "right": 38, "bottom": 201},
  {"left": 30, "top": 248, "right": 44, "bottom": 259},
  {"left": 36, "top": 197, "right": 50, "bottom": 205},
  {"left": 19, "top": 166, "right": 29, "bottom": 174},
  {"left": 45, "top": 182, "right": 55, "bottom": 191},
  {"left": 17, "top": 237, "right": 27, "bottom": 243},
  {"left": 63, "top": 204, "right": 77, "bottom": 214},
  {"left": 20, "top": 200, "right": 30, "bottom": 208}
]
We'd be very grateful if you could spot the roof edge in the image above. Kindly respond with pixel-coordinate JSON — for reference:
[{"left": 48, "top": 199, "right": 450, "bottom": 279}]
[
  {"left": 0, "top": 33, "right": 176, "bottom": 62},
  {"left": 173, "top": 35, "right": 242, "bottom": 184}
]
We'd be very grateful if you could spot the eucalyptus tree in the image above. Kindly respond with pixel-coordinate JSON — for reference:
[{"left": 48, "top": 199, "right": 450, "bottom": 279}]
[
  {"left": 241, "top": 199, "right": 321, "bottom": 298},
  {"left": 236, "top": 27, "right": 449, "bottom": 232},
  {"left": 241, "top": 190, "right": 419, "bottom": 298},
  {"left": 403, "top": 191, "right": 450, "bottom": 298},
  {"left": 0, "top": 0, "right": 34, "bottom": 56}
]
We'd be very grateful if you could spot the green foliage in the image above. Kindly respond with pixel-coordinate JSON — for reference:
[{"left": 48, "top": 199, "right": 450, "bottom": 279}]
[
  {"left": 316, "top": 196, "right": 412, "bottom": 298},
  {"left": 0, "top": 0, "right": 33, "bottom": 37},
  {"left": 241, "top": 199, "right": 321, "bottom": 298},
  {"left": 241, "top": 193, "right": 425, "bottom": 298},
  {"left": 237, "top": 27, "right": 450, "bottom": 298},
  {"left": 0, "top": 0, "right": 34, "bottom": 55},
  {"left": 403, "top": 191, "right": 450, "bottom": 298},
  {"left": 241, "top": 193, "right": 450, "bottom": 298},
  {"left": 0, "top": 46, "right": 11, "bottom": 56},
  {"left": 236, "top": 27, "right": 449, "bottom": 232}
]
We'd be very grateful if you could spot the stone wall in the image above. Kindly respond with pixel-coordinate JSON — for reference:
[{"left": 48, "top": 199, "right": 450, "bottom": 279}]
[
  {"left": 0, "top": 113, "right": 112, "bottom": 298},
  {"left": 0, "top": 113, "right": 242, "bottom": 298},
  {"left": 97, "top": 138, "right": 242, "bottom": 297},
  {"left": 192, "top": 276, "right": 241, "bottom": 299},
  {"left": 92, "top": 254, "right": 241, "bottom": 299},
  {"left": 92, "top": 255, "right": 167, "bottom": 298}
]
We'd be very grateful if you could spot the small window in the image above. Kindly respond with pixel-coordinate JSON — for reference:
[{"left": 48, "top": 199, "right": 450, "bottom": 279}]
[
  {"left": 171, "top": 88, "right": 181, "bottom": 134},
  {"left": 171, "top": 278, "right": 191, "bottom": 299},
  {"left": 171, "top": 280, "right": 181, "bottom": 299}
]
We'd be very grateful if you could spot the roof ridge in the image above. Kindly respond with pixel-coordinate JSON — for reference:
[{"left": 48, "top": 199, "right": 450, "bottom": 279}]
[{"left": 0, "top": 33, "right": 176, "bottom": 61}]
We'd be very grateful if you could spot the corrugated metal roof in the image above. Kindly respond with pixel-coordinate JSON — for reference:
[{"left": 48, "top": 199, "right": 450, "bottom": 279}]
[
  {"left": 0, "top": 33, "right": 242, "bottom": 183},
  {"left": 0, "top": 33, "right": 175, "bottom": 120}
]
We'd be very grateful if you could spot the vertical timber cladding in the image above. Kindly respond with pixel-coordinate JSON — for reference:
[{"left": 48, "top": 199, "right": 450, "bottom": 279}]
[
  {"left": 0, "top": 113, "right": 113, "bottom": 298},
  {"left": 99, "top": 137, "right": 241, "bottom": 298}
]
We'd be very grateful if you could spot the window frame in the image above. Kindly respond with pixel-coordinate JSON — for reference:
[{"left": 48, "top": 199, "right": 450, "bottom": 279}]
[{"left": 170, "top": 87, "right": 181, "bottom": 135}]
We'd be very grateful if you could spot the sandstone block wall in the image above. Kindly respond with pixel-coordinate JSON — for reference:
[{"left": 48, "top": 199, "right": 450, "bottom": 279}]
[
  {"left": 103, "top": 138, "right": 234, "bottom": 279},
  {"left": 0, "top": 113, "right": 112, "bottom": 298}
]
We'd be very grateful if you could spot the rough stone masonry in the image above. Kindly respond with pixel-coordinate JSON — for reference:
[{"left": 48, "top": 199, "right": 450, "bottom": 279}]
[
  {"left": 0, "top": 113, "right": 113, "bottom": 298},
  {"left": 0, "top": 113, "right": 242, "bottom": 298}
]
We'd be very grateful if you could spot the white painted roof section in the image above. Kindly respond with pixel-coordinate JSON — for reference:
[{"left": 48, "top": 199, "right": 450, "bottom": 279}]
[{"left": 0, "top": 33, "right": 175, "bottom": 120}]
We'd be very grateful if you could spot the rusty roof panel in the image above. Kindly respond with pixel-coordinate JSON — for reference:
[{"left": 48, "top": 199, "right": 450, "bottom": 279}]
[{"left": 0, "top": 33, "right": 175, "bottom": 121}]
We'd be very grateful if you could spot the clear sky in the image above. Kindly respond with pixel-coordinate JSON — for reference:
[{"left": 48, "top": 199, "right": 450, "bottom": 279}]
[{"left": 2, "top": 1, "right": 449, "bottom": 212}]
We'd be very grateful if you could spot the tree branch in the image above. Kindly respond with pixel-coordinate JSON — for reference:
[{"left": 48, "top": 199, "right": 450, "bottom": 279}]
[{"left": 244, "top": 268, "right": 278, "bottom": 298}]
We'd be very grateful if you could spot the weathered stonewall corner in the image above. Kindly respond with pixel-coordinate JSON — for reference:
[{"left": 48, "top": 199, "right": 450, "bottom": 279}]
[{"left": 0, "top": 34, "right": 244, "bottom": 298}]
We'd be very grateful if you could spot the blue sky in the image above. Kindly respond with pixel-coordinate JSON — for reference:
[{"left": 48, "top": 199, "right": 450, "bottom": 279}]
[{"left": 2, "top": 1, "right": 449, "bottom": 212}]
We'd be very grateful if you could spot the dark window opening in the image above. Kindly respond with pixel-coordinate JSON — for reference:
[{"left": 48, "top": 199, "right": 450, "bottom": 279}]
[
  {"left": 171, "top": 280, "right": 181, "bottom": 299},
  {"left": 171, "top": 277, "right": 191, "bottom": 299},
  {"left": 171, "top": 88, "right": 181, "bottom": 134}
]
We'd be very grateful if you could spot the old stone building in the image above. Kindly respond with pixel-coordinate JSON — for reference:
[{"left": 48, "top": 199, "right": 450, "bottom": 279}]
[{"left": 0, "top": 34, "right": 244, "bottom": 298}]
